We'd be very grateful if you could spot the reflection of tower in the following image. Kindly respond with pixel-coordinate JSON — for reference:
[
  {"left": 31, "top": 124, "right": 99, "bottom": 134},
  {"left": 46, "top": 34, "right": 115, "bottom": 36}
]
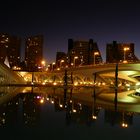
[
  {"left": 17, "top": 97, "right": 24, "bottom": 126},
  {"left": 92, "top": 88, "right": 100, "bottom": 120},
  {"left": 65, "top": 88, "right": 73, "bottom": 125},
  {"left": 104, "top": 110, "right": 133, "bottom": 127},
  {"left": 114, "top": 63, "right": 118, "bottom": 111},
  {"left": 105, "top": 110, "right": 121, "bottom": 126},
  {"left": 65, "top": 98, "right": 98, "bottom": 126},
  {"left": 92, "top": 88, "right": 97, "bottom": 119},
  {"left": 121, "top": 112, "right": 133, "bottom": 128},
  {"left": 0, "top": 96, "right": 19, "bottom": 127},
  {"left": 22, "top": 93, "right": 41, "bottom": 127},
  {"left": 121, "top": 112, "right": 128, "bottom": 128},
  {"left": 63, "top": 88, "right": 67, "bottom": 108},
  {"left": 0, "top": 106, "right": 6, "bottom": 126}
]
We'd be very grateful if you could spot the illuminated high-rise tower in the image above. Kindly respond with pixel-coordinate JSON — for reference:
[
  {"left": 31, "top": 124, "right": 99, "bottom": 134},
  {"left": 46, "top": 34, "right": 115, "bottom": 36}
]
[
  {"left": 0, "top": 33, "right": 21, "bottom": 68},
  {"left": 25, "top": 35, "right": 43, "bottom": 71},
  {"left": 67, "top": 39, "right": 102, "bottom": 66},
  {"left": 106, "top": 41, "right": 139, "bottom": 63}
]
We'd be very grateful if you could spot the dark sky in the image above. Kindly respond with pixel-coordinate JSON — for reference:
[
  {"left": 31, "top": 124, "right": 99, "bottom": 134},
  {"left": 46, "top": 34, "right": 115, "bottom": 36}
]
[{"left": 0, "top": 0, "right": 140, "bottom": 63}]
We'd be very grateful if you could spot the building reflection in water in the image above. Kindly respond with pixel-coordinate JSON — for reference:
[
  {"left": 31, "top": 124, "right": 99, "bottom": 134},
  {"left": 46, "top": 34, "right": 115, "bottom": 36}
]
[
  {"left": 0, "top": 87, "right": 136, "bottom": 128},
  {"left": 104, "top": 110, "right": 133, "bottom": 128},
  {"left": 0, "top": 89, "right": 41, "bottom": 128}
]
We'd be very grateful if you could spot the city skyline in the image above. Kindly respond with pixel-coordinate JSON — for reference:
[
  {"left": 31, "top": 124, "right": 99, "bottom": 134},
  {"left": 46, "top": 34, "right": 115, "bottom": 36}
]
[
  {"left": 0, "top": 33, "right": 139, "bottom": 64},
  {"left": 1, "top": 0, "right": 140, "bottom": 63}
]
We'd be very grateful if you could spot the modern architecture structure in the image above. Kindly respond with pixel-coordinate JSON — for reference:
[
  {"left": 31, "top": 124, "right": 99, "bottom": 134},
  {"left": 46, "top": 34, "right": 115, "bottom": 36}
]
[
  {"left": 25, "top": 35, "right": 43, "bottom": 71},
  {"left": 67, "top": 39, "right": 102, "bottom": 66},
  {"left": 0, "top": 61, "right": 25, "bottom": 85},
  {"left": 106, "top": 41, "right": 139, "bottom": 63},
  {"left": 0, "top": 33, "right": 21, "bottom": 68}
]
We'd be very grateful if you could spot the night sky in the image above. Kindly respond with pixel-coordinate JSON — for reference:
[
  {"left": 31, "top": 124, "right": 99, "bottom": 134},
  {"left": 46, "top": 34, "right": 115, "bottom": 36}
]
[{"left": 0, "top": 0, "right": 140, "bottom": 63}]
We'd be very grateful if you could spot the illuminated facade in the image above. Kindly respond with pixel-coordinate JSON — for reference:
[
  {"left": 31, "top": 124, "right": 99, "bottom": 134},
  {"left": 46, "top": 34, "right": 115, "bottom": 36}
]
[
  {"left": 67, "top": 39, "right": 102, "bottom": 66},
  {"left": 0, "top": 33, "right": 21, "bottom": 68},
  {"left": 106, "top": 41, "right": 139, "bottom": 63},
  {"left": 25, "top": 35, "right": 43, "bottom": 71}
]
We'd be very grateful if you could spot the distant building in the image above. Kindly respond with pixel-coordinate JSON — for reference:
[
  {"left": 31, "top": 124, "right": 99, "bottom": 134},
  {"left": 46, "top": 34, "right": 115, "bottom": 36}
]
[
  {"left": 0, "top": 33, "right": 21, "bottom": 68},
  {"left": 106, "top": 41, "right": 139, "bottom": 63},
  {"left": 25, "top": 35, "right": 43, "bottom": 71},
  {"left": 67, "top": 39, "right": 102, "bottom": 66}
]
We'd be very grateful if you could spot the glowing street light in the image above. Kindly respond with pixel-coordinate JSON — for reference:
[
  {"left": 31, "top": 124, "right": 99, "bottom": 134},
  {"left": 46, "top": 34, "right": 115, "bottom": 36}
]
[
  {"left": 92, "top": 115, "right": 97, "bottom": 120},
  {"left": 80, "top": 55, "right": 83, "bottom": 65},
  {"left": 41, "top": 60, "right": 46, "bottom": 66},
  {"left": 52, "top": 62, "right": 55, "bottom": 71},
  {"left": 41, "top": 60, "right": 46, "bottom": 71},
  {"left": 123, "top": 47, "right": 130, "bottom": 63},
  {"left": 121, "top": 122, "right": 128, "bottom": 128},
  {"left": 121, "top": 112, "right": 128, "bottom": 128},
  {"left": 60, "top": 59, "right": 64, "bottom": 68},
  {"left": 47, "top": 64, "right": 51, "bottom": 71},
  {"left": 94, "top": 52, "right": 99, "bottom": 66},
  {"left": 74, "top": 56, "right": 78, "bottom": 67}
]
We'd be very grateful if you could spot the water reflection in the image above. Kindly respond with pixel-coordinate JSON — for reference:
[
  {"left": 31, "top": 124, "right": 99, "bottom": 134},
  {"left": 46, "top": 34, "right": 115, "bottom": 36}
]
[
  {"left": 0, "top": 86, "right": 138, "bottom": 130},
  {"left": 0, "top": 86, "right": 24, "bottom": 105},
  {"left": 0, "top": 92, "right": 41, "bottom": 127}
]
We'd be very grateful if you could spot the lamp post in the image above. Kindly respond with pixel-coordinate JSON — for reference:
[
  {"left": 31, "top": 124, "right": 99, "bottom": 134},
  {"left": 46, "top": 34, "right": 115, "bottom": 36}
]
[
  {"left": 80, "top": 55, "right": 83, "bottom": 65},
  {"left": 74, "top": 56, "right": 78, "bottom": 67},
  {"left": 94, "top": 52, "right": 99, "bottom": 66},
  {"left": 41, "top": 60, "right": 46, "bottom": 71},
  {"left": 41, "top": 60, "right": 45, "bottom": 65},
  {"left": 52, "top": 62, "right": 55, "bottom": 71},
  {"left": 47, "top": 64, "right": 50, "bottom": 71},
  {"left": 60, "top": 60, "right": 64, "bottom": 68},
  {"left": 121, "top": 112, "right": 128, "bottom": 128},
  {"left": 123, "top": 47, "right": 129, "bottom": 63}
]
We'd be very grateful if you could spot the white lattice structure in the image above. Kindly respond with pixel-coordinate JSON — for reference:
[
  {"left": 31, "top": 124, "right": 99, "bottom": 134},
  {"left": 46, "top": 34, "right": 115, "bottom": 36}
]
[{"left": 0, "top": 62, "right": 25, "bottom": 85}]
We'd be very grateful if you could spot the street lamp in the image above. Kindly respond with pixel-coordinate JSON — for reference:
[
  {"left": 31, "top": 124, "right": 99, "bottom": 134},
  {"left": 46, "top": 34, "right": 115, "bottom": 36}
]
[
  {"left": 41, "top": 60, "right": 46, "bottom": 66},
  {"left": 80, "top": 55, "right": 83, "bottom": 65},
  {"left": 121, "top": 112, "right": 128, "bottom": 128},
  {"left": 94, "top": 52, "right": 99, "bottom": 66},
  {"left": 41, "top": 60, "right": 46, "bottom": 71},
  {"left": 60, "top": 59, "right": 64, "bottom": 68},
  {"left": 123, "top": 47, "right": 129, "bottom": 63},
  {"left": 52, "top": 62, "right": 55, "bottom": 71},
  {"left": 74, "top": 56, "right": 78, "bottom": 67},
  {"left": 47, "top": 64, "right": 51, "bottom": 71}
]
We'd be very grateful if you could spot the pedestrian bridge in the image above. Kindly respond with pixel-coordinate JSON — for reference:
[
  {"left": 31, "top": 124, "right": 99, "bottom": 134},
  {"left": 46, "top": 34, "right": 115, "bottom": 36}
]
[
  {"left": 1, "top": 61, "right": 140, "bottom": 88},
  {"left": 19, "top": 63, "right": 140, "bottom": 87},
  {"left": 0, "top": 62, "right": 25, "bottom": 85}
]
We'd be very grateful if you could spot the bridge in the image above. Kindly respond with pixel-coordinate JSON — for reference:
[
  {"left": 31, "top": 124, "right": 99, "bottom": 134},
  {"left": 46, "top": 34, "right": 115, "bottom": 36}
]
[
  {"left": 18, "top": 63, "right": 140, "bottom": 88},
  {"left": 0, "top": 60, "right": 140, "bottom": 88}
]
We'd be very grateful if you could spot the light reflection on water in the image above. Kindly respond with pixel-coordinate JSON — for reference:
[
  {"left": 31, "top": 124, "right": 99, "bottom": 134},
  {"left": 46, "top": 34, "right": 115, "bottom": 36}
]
[{"left": 0, "top": 86, "right": 140, "bottom": 140}]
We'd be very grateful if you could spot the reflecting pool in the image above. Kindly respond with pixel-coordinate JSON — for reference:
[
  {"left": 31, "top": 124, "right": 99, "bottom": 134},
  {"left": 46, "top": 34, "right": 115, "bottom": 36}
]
[{"left": 0, "top": 86, "right": 140, "bottom": 140}]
